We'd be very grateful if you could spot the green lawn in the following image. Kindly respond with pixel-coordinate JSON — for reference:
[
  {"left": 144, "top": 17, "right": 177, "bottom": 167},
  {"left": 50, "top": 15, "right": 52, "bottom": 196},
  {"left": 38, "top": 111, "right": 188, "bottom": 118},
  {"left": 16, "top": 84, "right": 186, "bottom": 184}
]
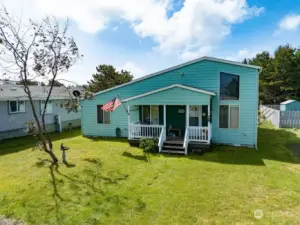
[{"left": 1, "top": 124, "right": 300, "bottom": 224}]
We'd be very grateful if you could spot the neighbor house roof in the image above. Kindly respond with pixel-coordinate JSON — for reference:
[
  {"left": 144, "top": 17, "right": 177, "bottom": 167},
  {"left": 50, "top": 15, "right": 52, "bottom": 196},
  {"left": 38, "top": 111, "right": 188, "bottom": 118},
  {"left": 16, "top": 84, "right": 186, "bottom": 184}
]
[
  {"left": 122, "top": 84, "right": 216, "bottom": 102},
  {"left": 281, "top": 100, "right": 298, "bottom": 105},
  {"left": 93, "top": 56, "right": 262, "bottom": 97},
  {"left": 0, "top": 84, "right": 84, "bottom": 101}
]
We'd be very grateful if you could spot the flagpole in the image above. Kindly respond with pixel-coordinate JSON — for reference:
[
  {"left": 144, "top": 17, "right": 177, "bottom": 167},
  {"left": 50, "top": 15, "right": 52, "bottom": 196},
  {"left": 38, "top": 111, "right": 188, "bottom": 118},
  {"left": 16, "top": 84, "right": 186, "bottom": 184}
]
[{"left": 117, "top": 94, "right": 129, "bottom": 115}]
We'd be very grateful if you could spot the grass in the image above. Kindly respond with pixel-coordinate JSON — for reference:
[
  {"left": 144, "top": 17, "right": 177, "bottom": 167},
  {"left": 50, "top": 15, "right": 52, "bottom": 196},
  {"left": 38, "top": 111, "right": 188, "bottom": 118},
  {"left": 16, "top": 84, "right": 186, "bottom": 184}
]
[{"left": 1, "top": 124, "right": 300, "bottom": 224}]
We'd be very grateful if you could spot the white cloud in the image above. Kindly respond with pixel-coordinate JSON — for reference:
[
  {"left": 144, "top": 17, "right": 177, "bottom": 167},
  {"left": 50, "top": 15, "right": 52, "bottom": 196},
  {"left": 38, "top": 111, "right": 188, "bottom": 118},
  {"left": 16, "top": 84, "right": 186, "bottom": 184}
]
[
  {"left": 33, "top": 0, "right": 263, "bottom": 59},
  {"left": 118, "top": 61, "right": 146, "bottom": 79},
  {"left": 279, "top": 14, "right": 300, "bottom": 31},
  {"left": 226, "top": 48, "right": 258, "bottom": 61},
  {"left": 0, "top": 0, "right": 264, "bottom": 83}
]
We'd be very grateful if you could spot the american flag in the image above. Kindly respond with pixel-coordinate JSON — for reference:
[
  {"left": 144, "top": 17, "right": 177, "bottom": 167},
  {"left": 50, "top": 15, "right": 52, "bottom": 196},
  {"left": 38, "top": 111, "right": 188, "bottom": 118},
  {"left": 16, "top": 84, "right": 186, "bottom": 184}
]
[{"left": 101, "top": 97, "right": 122, "bottom": 112}]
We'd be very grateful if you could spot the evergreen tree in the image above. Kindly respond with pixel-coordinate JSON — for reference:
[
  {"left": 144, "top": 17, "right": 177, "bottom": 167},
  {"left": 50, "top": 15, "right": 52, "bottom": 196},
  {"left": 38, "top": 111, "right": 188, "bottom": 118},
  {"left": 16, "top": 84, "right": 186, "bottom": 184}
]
[{"left": 86, "top": 65, "right": 133, "bottom": 92}]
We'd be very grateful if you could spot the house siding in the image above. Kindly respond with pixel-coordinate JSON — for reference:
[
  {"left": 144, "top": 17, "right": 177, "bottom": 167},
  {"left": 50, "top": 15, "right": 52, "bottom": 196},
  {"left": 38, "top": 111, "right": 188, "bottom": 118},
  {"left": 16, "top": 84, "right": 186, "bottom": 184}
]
[
  {"left": 0, "top": 99, "right": 81, "bottom": 140},
  {"left": 81, "top": 60, "right": 259, "bottom": 147}
]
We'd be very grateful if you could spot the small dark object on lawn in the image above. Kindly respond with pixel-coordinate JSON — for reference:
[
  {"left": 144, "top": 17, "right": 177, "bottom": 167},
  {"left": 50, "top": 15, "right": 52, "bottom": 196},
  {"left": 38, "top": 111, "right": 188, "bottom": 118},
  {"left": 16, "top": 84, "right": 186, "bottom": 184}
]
[
  {"left": 60, "top": 143, "right": 70, "bottom": 151},
  {"left": 60, "top": 143, "right": 70, "bottom": 164}
]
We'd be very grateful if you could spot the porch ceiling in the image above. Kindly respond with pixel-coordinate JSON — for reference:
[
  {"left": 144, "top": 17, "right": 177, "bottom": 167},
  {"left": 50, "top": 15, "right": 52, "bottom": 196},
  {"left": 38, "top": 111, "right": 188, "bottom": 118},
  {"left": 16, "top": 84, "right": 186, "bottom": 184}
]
[{"left": 123, "top": 84, "right": 215, "bottom": 105}]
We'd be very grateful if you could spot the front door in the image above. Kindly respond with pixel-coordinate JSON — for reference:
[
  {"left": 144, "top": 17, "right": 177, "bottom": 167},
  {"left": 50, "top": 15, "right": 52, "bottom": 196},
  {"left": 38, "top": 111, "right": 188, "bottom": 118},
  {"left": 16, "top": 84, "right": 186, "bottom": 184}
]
[{"left": 166, "top": 105, "right": 186, "bottom": 137}]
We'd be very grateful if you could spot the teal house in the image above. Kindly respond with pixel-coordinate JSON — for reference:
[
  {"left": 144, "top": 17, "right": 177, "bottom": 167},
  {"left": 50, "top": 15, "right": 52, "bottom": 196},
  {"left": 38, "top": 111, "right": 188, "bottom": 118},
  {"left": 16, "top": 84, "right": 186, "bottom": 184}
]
[
  {"left": 280, "top": 100, "right": 300, "bottom": 111},
  {"left": 81, "top": 57, "right": 261, "bottom": 154}
]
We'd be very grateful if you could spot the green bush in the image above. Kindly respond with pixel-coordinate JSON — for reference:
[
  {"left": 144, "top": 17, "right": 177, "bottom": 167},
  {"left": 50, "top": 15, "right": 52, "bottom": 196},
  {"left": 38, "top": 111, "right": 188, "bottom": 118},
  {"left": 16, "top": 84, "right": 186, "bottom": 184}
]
[{"left": 139, "top": 138, "right": 158, "bottom": 153}]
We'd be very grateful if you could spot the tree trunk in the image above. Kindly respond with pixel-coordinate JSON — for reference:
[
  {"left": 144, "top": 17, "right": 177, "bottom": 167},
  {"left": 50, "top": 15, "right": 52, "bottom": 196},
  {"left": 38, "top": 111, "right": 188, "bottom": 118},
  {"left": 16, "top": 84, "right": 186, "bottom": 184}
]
[{"left": 47, "top": 150, "right": 58, "bottom": 164}]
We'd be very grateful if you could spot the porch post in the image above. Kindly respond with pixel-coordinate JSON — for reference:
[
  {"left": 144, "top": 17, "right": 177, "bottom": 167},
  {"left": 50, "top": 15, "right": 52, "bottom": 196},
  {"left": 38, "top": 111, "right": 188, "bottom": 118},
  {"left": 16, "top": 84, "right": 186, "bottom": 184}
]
[
  {"left": 163, "top": 105, "right": 166, "bottom": 127},
  {"left": 128, "top": 105, "right": 131, "bottom": 139},
  {"left": 186, "top": 105, "right": 189, "bottom": 127},
  {"left": 208, "top": 99, "right": 211, "bottom": 143},
  {"left": 163, "top": 105, "right": 166, "bottom": 140}
]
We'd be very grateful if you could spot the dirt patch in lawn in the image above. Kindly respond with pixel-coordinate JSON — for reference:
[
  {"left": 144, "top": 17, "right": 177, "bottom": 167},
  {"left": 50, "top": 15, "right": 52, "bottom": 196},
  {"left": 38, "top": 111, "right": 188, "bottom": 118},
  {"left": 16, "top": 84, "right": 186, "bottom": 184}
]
[{"left": 0, "top": 216, "right": 26, "bottom": 225}]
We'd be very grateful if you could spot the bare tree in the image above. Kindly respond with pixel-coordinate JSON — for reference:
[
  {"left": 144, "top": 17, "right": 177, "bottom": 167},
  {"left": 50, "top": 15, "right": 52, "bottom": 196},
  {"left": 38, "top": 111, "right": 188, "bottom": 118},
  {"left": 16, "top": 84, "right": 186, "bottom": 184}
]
[{"left": 0, "top": 6, "right": 81, "bottom": 163}]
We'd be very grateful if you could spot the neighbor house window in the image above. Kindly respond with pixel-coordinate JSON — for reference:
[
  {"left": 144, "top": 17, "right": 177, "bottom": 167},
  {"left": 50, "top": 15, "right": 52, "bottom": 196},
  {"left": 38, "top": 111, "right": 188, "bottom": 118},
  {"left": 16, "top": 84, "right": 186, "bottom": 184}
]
[
  {"left": 141, "top": 105, "right": 159, "bottom": 125},
  {"left": 40, "top": 100, "right": 53, "bottom": 114},
  {"left": 9, "top": 100, "right": 25, "bottom": 113},
  {"left": 220, "top": 72, "right": 240, "bottom": 100},
  {"left": 219, "top": 105, "right": 239, "bottom": 128},
  {"left": 97, "top": 105, "right": 110, "bottom": 124}
]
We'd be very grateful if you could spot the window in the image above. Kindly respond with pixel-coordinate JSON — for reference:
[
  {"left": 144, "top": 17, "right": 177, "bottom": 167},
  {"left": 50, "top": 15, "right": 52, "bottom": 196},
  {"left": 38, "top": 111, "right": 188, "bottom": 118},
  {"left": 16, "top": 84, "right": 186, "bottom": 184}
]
[
  {"left": 41, "top": 100, "right": 53, "bottom": 114},
  {"left": 97, "top": 105, "right": 110, "bottom": 124},
  {"left": 9, "top": 100, "right": 25, "bottom": 113},
  {"left": 220, "top": 72, "right": 240, "bottom": 100},
  {"left": 219, "top": 105, "right": 239, "bottom": 128},
  {"left": 141, "top": 105, "right": 159, "bottom": 125},
  {"left": 189, "top": 106, "right": 201, "bottom": 126}
]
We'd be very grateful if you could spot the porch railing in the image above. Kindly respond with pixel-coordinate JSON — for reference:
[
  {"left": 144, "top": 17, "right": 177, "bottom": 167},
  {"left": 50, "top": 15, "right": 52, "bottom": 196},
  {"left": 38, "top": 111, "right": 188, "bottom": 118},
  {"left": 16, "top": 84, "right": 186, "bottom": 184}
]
[
  {"left": 158, "top": 126, "right": 166, "bottom": 152},
  {"left": 129, "top": 124, "right": 164, "bottom": 139},
  {"left": 188, "top": 126, "right": 210, "bottom": 143}
]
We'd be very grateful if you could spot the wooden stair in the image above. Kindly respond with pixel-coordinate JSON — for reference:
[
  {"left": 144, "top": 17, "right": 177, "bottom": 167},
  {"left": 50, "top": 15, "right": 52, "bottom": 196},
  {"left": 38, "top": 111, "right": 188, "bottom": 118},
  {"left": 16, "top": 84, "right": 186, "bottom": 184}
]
[{"left": 161, "top": 140, "right": 186, "bottom": 154}]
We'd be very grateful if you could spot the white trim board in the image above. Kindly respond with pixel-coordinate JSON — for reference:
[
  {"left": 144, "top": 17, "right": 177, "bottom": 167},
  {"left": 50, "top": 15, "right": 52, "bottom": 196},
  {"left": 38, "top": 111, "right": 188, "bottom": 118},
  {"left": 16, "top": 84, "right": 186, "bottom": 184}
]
[
  {"left": 122, "top": 84, "right": 216, "bottom": 102},
  {"left": 92, "top": 56, "right": 262, "bottom": 97}
]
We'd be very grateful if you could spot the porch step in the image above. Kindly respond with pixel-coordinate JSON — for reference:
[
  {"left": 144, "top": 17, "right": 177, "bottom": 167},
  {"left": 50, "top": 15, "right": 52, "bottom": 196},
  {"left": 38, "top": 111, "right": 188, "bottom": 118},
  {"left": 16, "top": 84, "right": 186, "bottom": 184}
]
[
  {"left": 161, "top": 150, "right": 186, "bottom": 154},
  {"left": 164, "top": 140, "right": 184, "bottom": 145},
  {"left": 162, "top": 145, "right": 185, "bottom": 150}
]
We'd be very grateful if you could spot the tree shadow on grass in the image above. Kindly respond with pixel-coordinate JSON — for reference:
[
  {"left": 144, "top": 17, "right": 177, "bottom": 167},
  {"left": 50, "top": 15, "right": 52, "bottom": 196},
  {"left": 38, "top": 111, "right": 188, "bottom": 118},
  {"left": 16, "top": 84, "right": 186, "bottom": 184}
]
[
  {"left": 161, "top": 127, "right": 300, "bottom": 166},
  {"left": 28, "top": 157, "right": 144, "bottom": 224},
  {"left": 0, "top": 129, "right": 81, "bottom": 156},
  {"left": 122, "top": 151, "right": 148, "bottom": 162}
]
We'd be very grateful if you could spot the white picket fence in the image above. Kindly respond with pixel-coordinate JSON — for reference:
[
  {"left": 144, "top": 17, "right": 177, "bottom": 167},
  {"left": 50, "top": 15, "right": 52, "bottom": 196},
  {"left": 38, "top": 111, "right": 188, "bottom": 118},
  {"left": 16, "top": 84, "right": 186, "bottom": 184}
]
[{"left": 260, "top": 105, "right": 300, "bottom": 128}]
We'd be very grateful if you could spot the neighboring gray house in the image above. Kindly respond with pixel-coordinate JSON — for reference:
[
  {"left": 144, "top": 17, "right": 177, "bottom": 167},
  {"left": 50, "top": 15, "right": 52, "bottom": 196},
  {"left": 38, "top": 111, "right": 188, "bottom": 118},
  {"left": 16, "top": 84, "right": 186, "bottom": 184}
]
[{"left": 0, "top": 84, "right": 82, "bottom": 140}]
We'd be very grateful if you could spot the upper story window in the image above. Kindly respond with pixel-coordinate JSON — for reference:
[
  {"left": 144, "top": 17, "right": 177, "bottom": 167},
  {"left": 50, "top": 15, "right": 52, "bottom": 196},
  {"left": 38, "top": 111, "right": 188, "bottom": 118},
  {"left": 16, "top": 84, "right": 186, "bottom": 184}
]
[
  {"left": 220, "top": 72, "right": 240, "bottom": 100},
  {"left": 41, "top": 100, "right": 53, "bottom": 114},
  {"left": 97, "top": 105, "right": 110, "bottom": 124},
  {"left": 9, "top": 100, "right": 26, "bottom": 113}
]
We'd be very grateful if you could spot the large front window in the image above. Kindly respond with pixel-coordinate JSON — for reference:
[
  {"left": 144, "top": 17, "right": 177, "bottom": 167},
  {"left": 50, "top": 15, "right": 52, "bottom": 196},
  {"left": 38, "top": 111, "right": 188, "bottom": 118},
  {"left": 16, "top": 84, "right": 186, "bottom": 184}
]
[
  {"left": 220, "top": 72, "right": 240, "bottom": 100},
  {"left": 141, "top": 105, "right": 159, "bottom": 125},
  {"left": 219, "top": 105, "right": 239, "bottom": 129}
]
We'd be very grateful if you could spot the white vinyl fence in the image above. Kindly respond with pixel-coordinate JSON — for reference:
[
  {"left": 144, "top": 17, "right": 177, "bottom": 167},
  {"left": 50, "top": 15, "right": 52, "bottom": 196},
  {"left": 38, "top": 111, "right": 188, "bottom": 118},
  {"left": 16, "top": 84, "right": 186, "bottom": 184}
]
[
  {"left": 260, "top": 105, "right": 300, "bottom": 128},
  {"left": 260, "top": 105, "right": 280, "bottom": 128}
]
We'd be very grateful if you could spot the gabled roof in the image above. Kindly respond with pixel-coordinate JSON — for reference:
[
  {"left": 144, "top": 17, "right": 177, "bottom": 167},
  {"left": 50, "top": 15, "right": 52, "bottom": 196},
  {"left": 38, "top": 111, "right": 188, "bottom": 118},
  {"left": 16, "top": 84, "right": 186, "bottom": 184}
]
[
  {"left": 281, "top": 100, "right": 298, "bottom": 105},
  {"left": 94, "top": 56, "right": 262, "bottom": 97},
  {"left": 122, "top": 84, "right": 216, "bottom": 102}
]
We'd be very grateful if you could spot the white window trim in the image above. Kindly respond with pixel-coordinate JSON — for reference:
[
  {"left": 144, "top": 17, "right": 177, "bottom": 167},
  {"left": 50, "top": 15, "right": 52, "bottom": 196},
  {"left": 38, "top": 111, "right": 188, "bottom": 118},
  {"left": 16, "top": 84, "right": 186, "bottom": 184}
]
[
  {"left": 141, "top": 105, "right": 160, "bottom": 125},
  {"left": 40, "top": 100, "right": 53, "bottom": 115},
  {"left": 218, "top": 104, "right": 240, "bottom": 129},
  {"left": 9, "top": 100, "right": 26, "bottom": 114}
]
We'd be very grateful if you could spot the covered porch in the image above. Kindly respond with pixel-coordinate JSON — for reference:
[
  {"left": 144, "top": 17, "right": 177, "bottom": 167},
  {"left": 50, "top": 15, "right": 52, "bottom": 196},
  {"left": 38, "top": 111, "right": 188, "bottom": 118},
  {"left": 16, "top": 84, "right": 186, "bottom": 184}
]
[{"left": 123, "top": 84, "right": 216, "bottom": 155}]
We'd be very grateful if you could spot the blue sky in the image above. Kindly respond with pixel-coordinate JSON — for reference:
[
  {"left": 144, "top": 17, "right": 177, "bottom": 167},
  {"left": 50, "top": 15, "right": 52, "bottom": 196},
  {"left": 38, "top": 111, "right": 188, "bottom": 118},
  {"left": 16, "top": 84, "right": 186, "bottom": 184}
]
[{"left": 1, "top": 0, "right": 300, "bottom": 84}]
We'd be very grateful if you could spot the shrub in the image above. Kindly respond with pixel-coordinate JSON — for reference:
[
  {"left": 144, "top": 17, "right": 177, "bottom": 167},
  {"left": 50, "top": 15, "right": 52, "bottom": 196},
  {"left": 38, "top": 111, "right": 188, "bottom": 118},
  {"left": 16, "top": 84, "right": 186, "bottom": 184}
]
[{"left": 139, "top": 138, "right": 158, "bottom": 153}]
